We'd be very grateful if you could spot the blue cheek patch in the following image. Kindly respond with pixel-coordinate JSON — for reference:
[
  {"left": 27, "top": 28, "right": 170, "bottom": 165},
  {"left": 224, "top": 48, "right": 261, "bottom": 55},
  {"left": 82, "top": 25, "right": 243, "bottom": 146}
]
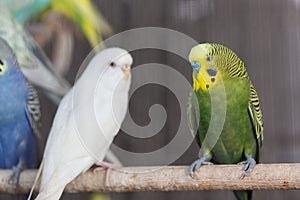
[
  {"left": 207, "top": 69, "right": 217, "bottom": 77},
  {"left": 191, "top": 61, "right": 201, "bottom": 71}
]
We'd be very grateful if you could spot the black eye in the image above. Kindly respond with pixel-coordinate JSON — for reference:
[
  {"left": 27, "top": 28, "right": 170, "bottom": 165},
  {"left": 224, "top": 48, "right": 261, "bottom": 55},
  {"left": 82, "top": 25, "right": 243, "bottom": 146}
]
[
  {"left": 206, "top": 56, "right": 213, "bottom": 62},
  {"left": 110, "top": 62, "right": 116, "bottom": 67},
  {"left": 0, "top": 59, "right": 3, "bottom": 66}
]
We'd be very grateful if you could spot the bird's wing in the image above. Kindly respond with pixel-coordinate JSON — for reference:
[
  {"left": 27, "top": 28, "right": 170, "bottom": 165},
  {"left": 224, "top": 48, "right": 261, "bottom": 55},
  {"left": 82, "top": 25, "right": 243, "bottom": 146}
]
[
  {"left": 36, "top": 91, "right": 95, "bottom": 200},
  {"left": 29, "top": 90, "right": 94, "bottom": 200},
  {"left": 41, "top": 91, "right": 72, "bottom": 175},
  {"left": 15, "top": 19, "right": 71, "bottom": 97},
  {"left": 187, "top": 90, "right": 201, "bottom": 146},
  {"left": 248, "top": 83, "right": 264, "bottom": 148},
  {"left": 39, "top": 91, "right": 94, "bottom": 193},
  {"left": 19, "top": 32, "right": 71, "bottom": 98},
  {"left": 25, "top": 83, "right": 41, "bottom": 141}
]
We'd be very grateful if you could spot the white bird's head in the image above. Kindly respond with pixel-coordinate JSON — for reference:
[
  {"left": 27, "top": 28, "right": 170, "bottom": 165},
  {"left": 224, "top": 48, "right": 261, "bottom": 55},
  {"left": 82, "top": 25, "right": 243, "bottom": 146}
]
[
  {"left": 96, "top": 48, "right": 133, "bottom": 93},
  {"left": 75, "top": 47, "right": 133, "bottom": 95},
  {"left": 101, "top": 47, "right": 133, "bottom": 81}
]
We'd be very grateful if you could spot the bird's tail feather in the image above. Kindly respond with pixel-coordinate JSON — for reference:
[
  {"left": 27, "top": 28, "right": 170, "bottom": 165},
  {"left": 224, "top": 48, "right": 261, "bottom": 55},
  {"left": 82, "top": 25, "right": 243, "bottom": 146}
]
[
  {"left": 27, "top": 159, "right": 44, "bottom": 200},
  {"left": 34, "top": 187, "right": 64, "bottom": 200},
  {"left": 233, "top": 190, "right": 252, "bottom": 200}
]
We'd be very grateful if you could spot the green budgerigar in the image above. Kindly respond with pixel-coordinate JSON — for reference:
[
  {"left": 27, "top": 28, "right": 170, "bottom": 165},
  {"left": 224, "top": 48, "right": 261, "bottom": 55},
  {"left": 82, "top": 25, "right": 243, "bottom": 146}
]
[{"left": 188, "top": 43, "right": 263, "bottom": 200}]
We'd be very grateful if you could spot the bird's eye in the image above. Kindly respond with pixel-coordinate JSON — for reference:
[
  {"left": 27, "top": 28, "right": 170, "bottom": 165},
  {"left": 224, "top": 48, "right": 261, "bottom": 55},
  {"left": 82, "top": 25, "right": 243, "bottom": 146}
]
[
  {"left": 191, "top": 61, "right": 201, "bottom": 70},
  {"left": 0, "top": 59, "right": 3, "bottom": 66},
  {"left": 207, "top": 69, "right": 217, "bottom": 77},
  {"left": 110, "top": 62, "right": 116, "bottom": 67},
  {"left": 206, "top": 56, "right": 213, "bottom": 62}
]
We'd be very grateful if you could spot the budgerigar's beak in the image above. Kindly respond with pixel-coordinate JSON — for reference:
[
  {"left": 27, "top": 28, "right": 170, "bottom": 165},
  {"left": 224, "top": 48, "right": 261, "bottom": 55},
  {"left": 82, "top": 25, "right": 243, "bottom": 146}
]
[
  {"left": 122, "top": 64, "right": 131, "bottom": 80},
  {"left": 124, "top": 71, "right": 130, "bottom": 80},
  {"left": 193, "top": 69, "right": 199, "bottom": 81}
]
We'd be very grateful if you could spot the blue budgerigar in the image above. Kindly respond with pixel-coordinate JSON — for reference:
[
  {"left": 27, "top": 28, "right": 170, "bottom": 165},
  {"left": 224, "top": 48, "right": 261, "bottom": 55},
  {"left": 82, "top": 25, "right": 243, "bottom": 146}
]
[{"left": 0, "top": 38, "right": 41, "bottom": 187}]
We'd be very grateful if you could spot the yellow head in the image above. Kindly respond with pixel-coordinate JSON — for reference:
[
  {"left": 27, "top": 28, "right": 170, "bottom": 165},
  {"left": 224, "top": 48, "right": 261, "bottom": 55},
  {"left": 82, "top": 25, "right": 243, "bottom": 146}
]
[{"left": 188, "top": 43, "right": 248, "bottom": 92}]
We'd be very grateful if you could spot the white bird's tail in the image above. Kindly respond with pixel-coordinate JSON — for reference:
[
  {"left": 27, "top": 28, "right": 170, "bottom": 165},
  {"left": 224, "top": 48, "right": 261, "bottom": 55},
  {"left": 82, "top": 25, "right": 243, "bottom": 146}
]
[
  {"left": 28, "top": 159, "right": 44, "bottom": 200},
  {"left": 34, "top": 187, "right": 65, "bottom": 200}
]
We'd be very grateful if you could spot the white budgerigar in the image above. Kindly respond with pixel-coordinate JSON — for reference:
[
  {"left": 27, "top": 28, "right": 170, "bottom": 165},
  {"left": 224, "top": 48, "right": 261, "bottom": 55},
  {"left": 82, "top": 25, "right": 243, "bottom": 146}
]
[{"left": 29, "top": 48, "right": 133, "bottom": 200}]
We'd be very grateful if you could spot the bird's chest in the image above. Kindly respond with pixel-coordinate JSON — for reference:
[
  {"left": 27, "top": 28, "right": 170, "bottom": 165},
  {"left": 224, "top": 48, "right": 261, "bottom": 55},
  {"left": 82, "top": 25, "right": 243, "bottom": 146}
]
[
  {"left": 0, "top": 75, "right": 28, "bottom": 119},
  {"left": 94, "top": 90, "right": 128, "bottom": 139},
  {"left": 0, "top": 79, "right": 29, "bottom": 142},
  {"left": 0, "top": 101, "right": 29, "bottom": 144},
  {"left": 197, "top": 78, "right": 251, "bottom": 142},
  {"left": 0, "top": 93, "right": 27, "bottom": 128}
]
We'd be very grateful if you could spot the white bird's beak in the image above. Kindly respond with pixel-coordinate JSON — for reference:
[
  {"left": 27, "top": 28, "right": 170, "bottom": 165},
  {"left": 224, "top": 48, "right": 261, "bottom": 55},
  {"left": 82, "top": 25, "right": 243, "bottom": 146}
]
[{"left": 122, "top": 64, "right": 131, "bottom": 80}]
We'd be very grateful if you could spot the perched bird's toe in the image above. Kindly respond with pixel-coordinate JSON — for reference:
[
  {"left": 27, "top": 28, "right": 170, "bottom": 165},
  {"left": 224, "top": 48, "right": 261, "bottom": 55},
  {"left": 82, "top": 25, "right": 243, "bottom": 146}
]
[
  {"left": 9, "top": 166, "right": 21, "bottom": 188},
  {"left": 188, "top": 156, "right": 213, "bottom": 177},
  {"left": 239, "top": 155, "right": 256, "bottom": 179},
  {"left": 8, "top": 168, "right": 15, "bottom": 185},
  {"left": 237, "top": 160, "right": 247, "bottom": 165},
  {"left": 188, "top": 161, "right": 198, "bottom": 177}
]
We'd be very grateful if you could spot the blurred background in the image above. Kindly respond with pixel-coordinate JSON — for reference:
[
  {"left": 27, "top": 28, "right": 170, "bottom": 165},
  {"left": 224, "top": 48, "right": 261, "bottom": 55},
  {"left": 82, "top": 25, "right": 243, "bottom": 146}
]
[{"left": 4, "top": 0, "right": 300, "bottom": 199}]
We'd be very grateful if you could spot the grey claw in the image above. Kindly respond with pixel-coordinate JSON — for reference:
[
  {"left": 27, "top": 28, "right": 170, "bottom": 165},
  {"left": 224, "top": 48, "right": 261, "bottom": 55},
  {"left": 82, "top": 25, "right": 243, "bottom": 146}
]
[
  {"left": 242, "top": 162, "right": 249, "bottom": 171},
  {"left": 9, "top": 161, "right": 24, "bottom": 188},
  {"left": 188, "top": 161, "right": 198, "bottom": 177},
  {"left": 237, "top": 161, "right": 247, "bottom": 165},
  {"left": 9, "top": 167, "right": 19, "bottom": 188},
  {"left": 239, "top": 155, "right": 256, "bottom": 179},
  {"left": 188, "top": 156, "right": 213, "bottom": 177},
  {"left": 195, "top": 160, "right": 202, "bottom": 171}
]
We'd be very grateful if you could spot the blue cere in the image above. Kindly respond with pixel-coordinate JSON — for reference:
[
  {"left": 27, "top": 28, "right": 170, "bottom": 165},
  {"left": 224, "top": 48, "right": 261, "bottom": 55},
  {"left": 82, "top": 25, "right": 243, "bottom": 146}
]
[{"left": 191, "top": 61, "right": 201, "bottom": 71}]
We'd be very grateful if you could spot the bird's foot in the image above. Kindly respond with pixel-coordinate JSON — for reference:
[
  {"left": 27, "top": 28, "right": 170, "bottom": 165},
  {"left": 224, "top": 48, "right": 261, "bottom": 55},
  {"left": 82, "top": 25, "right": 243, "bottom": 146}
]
[
  {"left": 9, "top": 160, "right": 25, "bottom": 188},
  {"left": 188, "top": 155, "right": 213, "bottom": 177},
  {"left": 94, "top": 161, "right": 116, "bottom": 171},
  {"left": 9, "top": 165, "right": 22, "bottom": 188},
  {"left": 94, "top": 162, "right": 116, "bottom": 186},
  {"left": 238, "top": 155, "right": 256, "bottom": 179}
]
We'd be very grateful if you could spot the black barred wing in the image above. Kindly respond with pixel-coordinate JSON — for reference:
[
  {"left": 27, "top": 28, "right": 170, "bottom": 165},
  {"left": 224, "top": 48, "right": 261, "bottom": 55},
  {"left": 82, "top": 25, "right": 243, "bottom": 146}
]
[
  {"left": 248, "top": 83, "right": 264, "bottom": 148},
  {"left": 26, "top": 83, "right": 41, "bottom": 140}
]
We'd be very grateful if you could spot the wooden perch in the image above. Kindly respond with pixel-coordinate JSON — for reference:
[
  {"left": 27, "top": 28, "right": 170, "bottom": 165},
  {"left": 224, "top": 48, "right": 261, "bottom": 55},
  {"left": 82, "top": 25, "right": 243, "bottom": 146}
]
[{"left": 0, "top": 164, "right": 299, "bottom": 194}]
